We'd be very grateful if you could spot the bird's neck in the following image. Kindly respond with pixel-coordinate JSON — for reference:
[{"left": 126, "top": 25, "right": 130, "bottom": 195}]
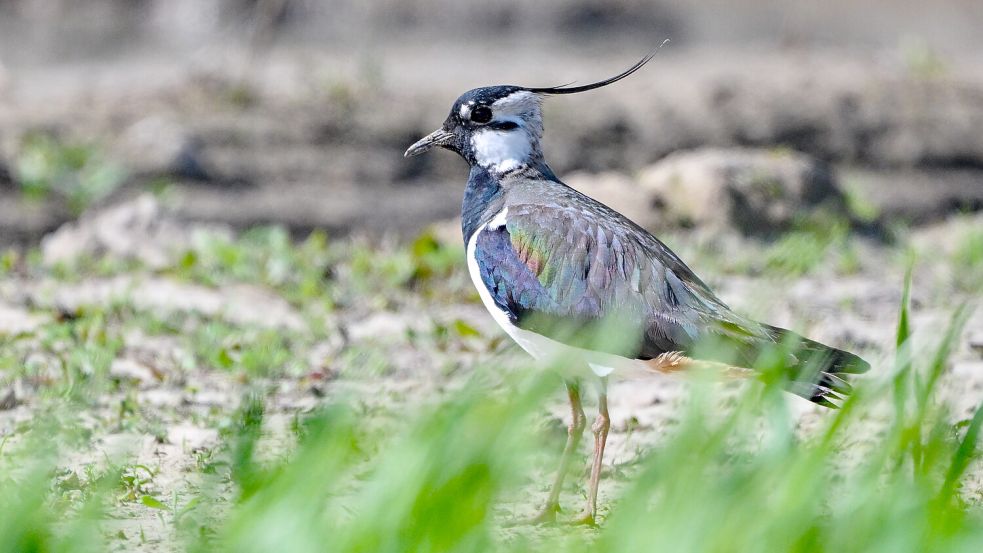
[
  {"left": 460, "top": 162, "right": 558, "bottom": 244},
  {"left": 461, "top": 165, "right": 505, "bottom": 243},
  {"left": 470, "top": 128, "right": 545, "bottom": 177}
]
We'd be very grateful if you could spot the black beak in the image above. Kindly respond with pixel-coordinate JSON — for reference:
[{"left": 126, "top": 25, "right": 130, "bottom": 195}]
[{"left": 404, "top": 129, "right": 456, "bottom": 157}]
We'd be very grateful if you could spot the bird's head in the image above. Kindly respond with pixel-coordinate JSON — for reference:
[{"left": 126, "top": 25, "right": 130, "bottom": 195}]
[{"left": 404, "top": 50, "right": 661, "bottom": 175}]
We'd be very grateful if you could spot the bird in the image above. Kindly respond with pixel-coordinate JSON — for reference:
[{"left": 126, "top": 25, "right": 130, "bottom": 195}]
[{"left": 404, "top": 52, "right": 870, "bottom": 526}]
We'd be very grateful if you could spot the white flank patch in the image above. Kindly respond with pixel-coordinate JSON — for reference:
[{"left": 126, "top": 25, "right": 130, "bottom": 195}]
[
  {"left": 466, "top": 207, "right": 647, "bottom": 379},
  {"left": 471, "top": 128, "right": 532, "bottom": 174}
]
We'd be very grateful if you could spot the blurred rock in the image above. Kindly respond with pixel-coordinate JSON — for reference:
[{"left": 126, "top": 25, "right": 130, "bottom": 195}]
[
  {"left": 109, "top": 358, "right": 158, "bottom": 387},
  {"left": 0, "top": 302, "right": 46, "bottom": 336},
  {"left": 115, "top": 116, "right": 210, "bottom": 181},
  {"left": 0, "top": 194, "right": 69, "bottom": 244},
  {"left": 41, "top": 195, "right": 229, "bottom": 268},
  {"left": 565, "top": 171, "right": 656, "bottom": 228},
  {"left": 970, "top": 331, "right": 983, "bottom": 357},
  {"left": 0, "top": 387, "right": 17, "bottom": 410},
  {"left": 638, "top": 148, "right": 845, "bottom": 235}
]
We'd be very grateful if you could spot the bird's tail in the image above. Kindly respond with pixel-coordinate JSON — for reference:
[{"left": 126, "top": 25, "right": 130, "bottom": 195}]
[{"left": 762, "top": 324, "right": 870, "bottom": 408}]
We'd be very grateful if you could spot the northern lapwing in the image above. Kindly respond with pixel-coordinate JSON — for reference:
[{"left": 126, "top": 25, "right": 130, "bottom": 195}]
[{"left": 404, "top": 53, "right": 869, "bottom": 525}]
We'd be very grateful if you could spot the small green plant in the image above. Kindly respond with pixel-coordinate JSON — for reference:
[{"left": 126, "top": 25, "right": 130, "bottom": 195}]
[
  {"left": 27, "top": 310, "right": 123, "bottom": 400},
  {"left": 348, "top": 230, "right": 467, "bottom": 297},
  {"left": 174, "top": 227, "right": 337, "bottom": 310},
  {"left": 1, "top": 219, "right": 979, "bottom": 553},
  {"left": 189, "top": 320, "right": 300, "bottom": 377},
  {"left": 0, "top": 249, "right": 18, "bottom": 276},
  {"left": 15, "top": 132, "right": 126, "bottom": 215},
  {"left": 166, "top": 262, "right": 982, "bottom": 552},
  {"left": 952, "top": 223, "right": 983, "bottom": 292},
  {"left": 764, "top": 230, "right": 833, "bottom": 275},
  {"left": 841, "top": 179, "right": 881, "bottom": 224}
]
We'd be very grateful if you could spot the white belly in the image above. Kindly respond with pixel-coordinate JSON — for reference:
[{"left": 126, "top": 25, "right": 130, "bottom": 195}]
[{"left": 465, "top": 209, "right": 648, "bottom": 379}]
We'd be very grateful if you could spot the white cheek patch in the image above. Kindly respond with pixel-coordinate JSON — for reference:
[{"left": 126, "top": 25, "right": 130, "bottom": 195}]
[{"left": 471, "top": 128, "right": 533, "bottom": 173}]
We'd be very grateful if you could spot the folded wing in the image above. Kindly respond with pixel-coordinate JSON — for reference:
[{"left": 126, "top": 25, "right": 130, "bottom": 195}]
[{"left": 472, "top": 195, "right": 868, "bottom": 406}]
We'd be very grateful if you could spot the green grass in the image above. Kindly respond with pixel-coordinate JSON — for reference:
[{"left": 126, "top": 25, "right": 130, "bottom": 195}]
[
  {"left": 2, "top": 283, "right": 981, "bottom": 552},
  {"left": 14, "top": 132, "right": 126, "bottom": 216},
  {"left": 0, "top": 224, "right": 979, "bottom": 552},
  {"left": 172, "top": 227, "right": 337, "bottom": 306},
  {"left": 761, "top": 214, "right": 852, "bottom": 276},
  {"left": 166, "top": 303, "right": 983, "bottom": 553},
  {"left": 188, "top": 320, "right": 300, "bottom": 377},
  {"left": 951, "top": 222, "right": 983, "bottom": 293}
]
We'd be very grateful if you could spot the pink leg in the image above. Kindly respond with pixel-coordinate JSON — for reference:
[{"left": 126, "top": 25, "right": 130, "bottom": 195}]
[
  {"left": 524, "top": 380, "right": 587, "bottom": 524},
  {"left": 573, "top": 377, "right": 610, "bottom": 525}
]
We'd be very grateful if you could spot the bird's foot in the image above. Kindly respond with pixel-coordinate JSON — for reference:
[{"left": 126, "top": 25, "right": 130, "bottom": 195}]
[
  {"left": 567, "top": 510, "right": 597, "bottom": 527},
  {"left": 505, "top": 503, "right": 559, "bottom": 526}
]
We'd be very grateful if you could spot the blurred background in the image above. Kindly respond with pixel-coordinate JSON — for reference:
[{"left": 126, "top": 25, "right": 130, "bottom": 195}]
[
  {"left": 1, "top": 0, "right": 982, "bottom": 241},
  {"left": 1, "top": 3, "right": 982, "bottom": 551}
]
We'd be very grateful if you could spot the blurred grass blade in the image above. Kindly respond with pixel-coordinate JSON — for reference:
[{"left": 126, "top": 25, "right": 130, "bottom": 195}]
[
  {"left": 939, "top": 404, "right": 983, "bottom": 504},
  {"left": 916, "top": 304, "right": 969, "bottom": 412},
  {"left": 141, "top": 495, "right": 170, "bottom": 510},
  {"left": 232, "top": 393, "right": 267, "bottom": 501},
  {"left": 893, "top": 261, "right": 914, "bottom": 415}
]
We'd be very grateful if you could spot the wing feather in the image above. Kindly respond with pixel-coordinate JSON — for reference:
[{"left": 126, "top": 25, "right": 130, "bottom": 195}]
[
  {"left": 472, "top": 185, "right": 868, "bottom": 406},
  {"left": 473, "top": 201, "right": 770, "bottom": 361}
]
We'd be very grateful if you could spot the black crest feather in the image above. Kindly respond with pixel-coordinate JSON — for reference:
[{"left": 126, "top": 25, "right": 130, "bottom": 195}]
[{"left": 523, "top": 40, "right": 668, "bottom": 95}]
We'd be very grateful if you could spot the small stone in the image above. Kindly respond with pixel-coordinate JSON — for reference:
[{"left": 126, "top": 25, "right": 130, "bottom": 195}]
[
  {"left": 638, "top": 147, "right": 846, "bottom": 235},
  {"left": 0, "top": 387, "right": 17, "bottom": 410},
  {"left": 565, "top": 171, "right": 654, "bottom": 228},
  {"left": 41, "top": 195, "right": 231, "bottom": 269},
  {"left": 116, "top": 116, "right": 210, "bottom": 180},
  {"left": 109, "top": 358, "right": 158, "bottom": 386},
  {"left": 166, "top": 424, "right": 218, "bottom": 450},
  {"left": 967, "top": 333, "right": 983, "bottom": 358},
  {"left": 0, "top": 303, "right": 46, "bottom": 336}
]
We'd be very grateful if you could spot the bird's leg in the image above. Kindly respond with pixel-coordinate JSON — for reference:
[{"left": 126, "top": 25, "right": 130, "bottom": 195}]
[
  {"left": 573, "top": 376, "right": 610, "bottom": 526},
  {"left": 524, "top": 379, "right": 587, "bottom": 524}
]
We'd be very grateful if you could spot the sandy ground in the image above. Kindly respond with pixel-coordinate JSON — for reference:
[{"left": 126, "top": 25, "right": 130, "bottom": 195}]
[{"left": 1, "top": 198, "right": 980, "bottom": 549}]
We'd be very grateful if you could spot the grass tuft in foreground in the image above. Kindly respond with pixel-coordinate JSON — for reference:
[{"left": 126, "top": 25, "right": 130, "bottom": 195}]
[{"left": 0, "top": 259, "right": 980, "bottom": 553}]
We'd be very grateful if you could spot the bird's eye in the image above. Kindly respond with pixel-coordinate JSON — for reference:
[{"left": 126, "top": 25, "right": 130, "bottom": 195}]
[{"left": 470, "top": 106, "right": 493, "bottom": 124}]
